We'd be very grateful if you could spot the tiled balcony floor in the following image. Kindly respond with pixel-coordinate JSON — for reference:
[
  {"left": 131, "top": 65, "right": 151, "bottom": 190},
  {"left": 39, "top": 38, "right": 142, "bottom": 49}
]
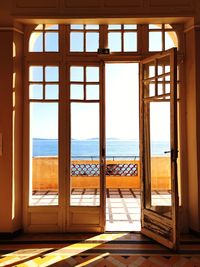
[{"left": 31, "top": 189, "right": 171, "bottom": 231}]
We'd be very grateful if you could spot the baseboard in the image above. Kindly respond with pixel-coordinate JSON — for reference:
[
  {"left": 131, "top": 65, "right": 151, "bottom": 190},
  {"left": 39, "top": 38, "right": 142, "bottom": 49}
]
[
  {"left": 0, "top": 229, "right": 22, "bottom": 239},
  {"left": 189, "top": 228, "right": 200, "bottom": 237}
]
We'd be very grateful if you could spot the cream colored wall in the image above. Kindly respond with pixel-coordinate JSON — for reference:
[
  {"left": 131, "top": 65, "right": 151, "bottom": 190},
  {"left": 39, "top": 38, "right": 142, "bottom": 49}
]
[{"left": 0, "top": 0, "right": 200, "bottom": 233}]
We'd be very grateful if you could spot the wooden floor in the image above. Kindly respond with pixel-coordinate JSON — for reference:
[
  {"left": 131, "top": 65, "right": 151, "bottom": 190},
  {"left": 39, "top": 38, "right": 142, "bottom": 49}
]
[{"left": 0, "top": 233, "right": 200, "bottom": 266}]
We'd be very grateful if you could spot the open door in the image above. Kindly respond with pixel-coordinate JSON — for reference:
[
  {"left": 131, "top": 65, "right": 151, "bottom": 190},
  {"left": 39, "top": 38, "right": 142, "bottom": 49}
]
[{"left": 140, "top": 48, "right": 179, "bottom": 249}]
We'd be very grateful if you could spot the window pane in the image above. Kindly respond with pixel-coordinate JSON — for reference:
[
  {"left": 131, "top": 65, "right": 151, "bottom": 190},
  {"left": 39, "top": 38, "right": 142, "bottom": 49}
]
[
  {"left": 124, "top": 32, "right": 137, "bottom": 52},
  {"left": 124, "top": 24, "right": 137, "bottom": 29},
  {"left": 45, "top": 32, "right": 59, "bottom": 52},
  {"left": 45, "top": 24, "right": 59, "bottom": 30},
  {"left": 149, "top": 32, "right": 162, "bottom": 51},
  {"left": 86, "top": 67, "right": 99, "bottom": 82},
  {"left": 70, "top": 67, "right": 84, "bottom": 82},
  {"left": 149, "top": 24, "right": 162, "bottom": 29},
  {"left": 85, "top": 24, "right": 99, "bottom": 29},
  {"left": 45, "top": 84, "right": 59, "bottom": 100},
  {"left": 29, "top": 84, "right": 43, "bottom": 99},
  {"left": 86, "top": 85, "right": 99, "bottom": 100},
  {"left": 30, "top": 103, "right": 58, "bottom": 206},
  {"left": 108, "top": 25, "right": 121, "bottom": 30},
  {"left": 35, "top": 24, "right": 43, "bottom": 30},
  {"left": 45, "top": 66, "right": 59, "bottom": 82},
  {"left": 70, "top": 84, "right": 84, "bottom": 100},
  {"left": 71, "top": 103, "right": 100, "bottom": 206},
  {"left": 165, "top": 32, "right": 177, "bottom": 50},
  {"left": 71, "top": 24, "right": 84, "bottom": 30},
  {"left": 70, "top": 32, "right": 84, "bottom": 52},
  {"left": 108, "top": 32, "right": 122, "bottom": 52},
  {"left": 29, "top": 66, "right": 43, "bottom": 82},
  {"left": 86, "top": 32, "right": 99, "bottom": 52},
  {"left": 29, "top": 32, "right": 43, "bottom": 52}
]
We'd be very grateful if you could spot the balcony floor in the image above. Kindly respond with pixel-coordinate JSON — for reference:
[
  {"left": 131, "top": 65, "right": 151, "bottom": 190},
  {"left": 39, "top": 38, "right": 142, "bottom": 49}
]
[{"left": 31, "top": 189, "right": 171, "bottom": 232}]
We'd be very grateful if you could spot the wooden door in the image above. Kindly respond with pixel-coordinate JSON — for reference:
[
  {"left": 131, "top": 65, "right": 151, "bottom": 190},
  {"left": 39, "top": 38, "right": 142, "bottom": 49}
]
[{"left": 140, "top": 48, "right": 179, "bottom": 249}]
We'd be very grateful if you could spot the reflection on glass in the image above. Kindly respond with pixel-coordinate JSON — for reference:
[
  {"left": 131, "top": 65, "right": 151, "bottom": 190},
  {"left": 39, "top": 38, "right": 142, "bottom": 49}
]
[
  {"left": 29, "top": 103, "right": 58, "bottom": 206},
  {"left": 70, "top": 32, "right": 84, "bottom": 51},
  {"left": 29, "top": 32, "right": 43, "bottom": 52},
  {"left": 165, "top": 32, "right": 178, "bottom": 50},
  {"left": 108, "top": 32, "right": 121, "bottom": 52},
  {"left": 70, "top": 103, "right": 100, "bottom": 206},
  {"left": 149, "top": 102, "right": 172, "bottom": 217}
]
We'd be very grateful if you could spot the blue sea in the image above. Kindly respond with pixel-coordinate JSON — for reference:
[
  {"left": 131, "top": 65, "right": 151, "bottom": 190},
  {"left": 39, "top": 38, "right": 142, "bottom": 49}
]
[{"left": 32, "top": 138, "right": 170, "bottom": 159}]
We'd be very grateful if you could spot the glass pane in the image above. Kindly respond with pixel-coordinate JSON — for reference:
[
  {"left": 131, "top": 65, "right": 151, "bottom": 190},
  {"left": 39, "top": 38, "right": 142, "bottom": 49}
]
[
  {"left": 86, "top": 85, "right": 99, "bottom": 100},
  {"left": 149, "top": 24, "right": 162, "bottom": 29},
  {"left": 29, "top": 84, "right": 43, "bottom": 99},
  {"left": 144, "top": 63, "right": 155, "bottom": 79},
  {"left": 108, "top": 32, "right": 122, "bottom": 52},
  {"left": 45, "top": 66, "right": 59, "bottom": 82},
  {"left": 165, "top": 32, "right": 178, "bottom": 50},
  {"left": 70, "top": 84, "right": 84, "bottom": 100},
  {"left": 165, "top": 83, "right": 170, "bottom": 94},
  {"left": 149, "top": 102, "right": 172, "bottom": 217},
  {"left": 45, "top": 24, "right": 59, "bottom": 30},
  {"left": 124, "top": 24, "right": 137, "bottom": 29},
  {"left": 158, "top": 83, "right": 163, "bottom": 95},
  {"left": 45, "top": 84, "right": 59, "bottom": 100},
  {"left": 86, "top": 32, "right": 99, "bottom": 52},
  {"left": 30, "top": 103, "right": 58, "bottom": 206},
  {"left": 35, "top": 24, "right": 43, "bottom": 30},
  {"left": 124, "top": 32, "right": 137, "bottom": 52},
  {"left": 70, "top": 24, "right": 84, "bottom": 30},
  {"left": 149, "top": 83, "right": 155, "bottom": 97},
  {"left": 149, "top": 32, "right": 162, "bottom": 51},
  {"left": 70, "top": 103, "right": 100, "bottom": 206},
  {"left": 85, "top": 24, "right": 99, "bottom": 29},
  {"left": 45, "top": 32, "right": 59, "bottom": 52},
  {"left": 108, "top": 25, "right": 121, "bottom": 30},
  {"left": 29, "top": 32, "right": 43, "bottom": 52},
  {"left": 29, "top": 66, "right": 43, "bottom": 82},
  {"left": 70, "top": 66, "right": 84, "bottom": 82},
  {"left": 70, "top": 32, "right": 84, "bottom": 52},
  {"left": 86, "top": 67, "right": 99, "bottom": 82}
]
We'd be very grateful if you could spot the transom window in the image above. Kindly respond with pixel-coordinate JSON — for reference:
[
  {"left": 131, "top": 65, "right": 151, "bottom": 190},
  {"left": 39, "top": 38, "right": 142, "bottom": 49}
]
[{"left": 28, "top": 24, "right": 179, "bottom": 54}]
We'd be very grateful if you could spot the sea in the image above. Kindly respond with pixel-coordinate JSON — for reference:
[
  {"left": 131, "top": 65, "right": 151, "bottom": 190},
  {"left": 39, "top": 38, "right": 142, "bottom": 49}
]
[{"left": 32, "top": 138, "right": 170, "bottom": 159}]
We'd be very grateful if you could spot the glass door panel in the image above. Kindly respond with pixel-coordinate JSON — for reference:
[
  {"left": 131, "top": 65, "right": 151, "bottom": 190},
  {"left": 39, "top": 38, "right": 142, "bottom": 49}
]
[
  {"left": 140, "top": 48, "right": 179, "bottom": 249},
  {"left": 68, "top": 64, "right": 104, "bottom": 232},
  {"left": 70, "top": 103, "right": 100, "bottom": 206}
]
